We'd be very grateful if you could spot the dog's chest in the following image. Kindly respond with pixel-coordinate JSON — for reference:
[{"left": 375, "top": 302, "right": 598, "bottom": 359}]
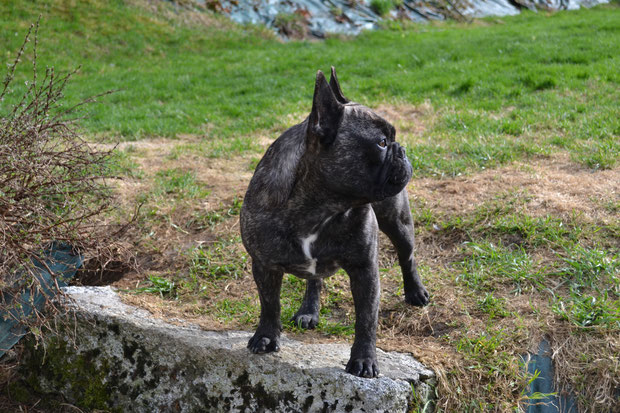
[
  {"left": 289, "top": 208, "right": 368, "bottom": 278},
  {"left": 294, "top": 214, "right": 337, "bottom": 277},
  {"left": 293, "top": 230, "right": 340, "bottom": 278}
]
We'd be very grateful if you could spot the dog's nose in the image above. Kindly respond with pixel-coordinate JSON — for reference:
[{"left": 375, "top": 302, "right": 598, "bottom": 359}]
[{"left": 392, "top": 142, "right": 406, "bottom": 159}]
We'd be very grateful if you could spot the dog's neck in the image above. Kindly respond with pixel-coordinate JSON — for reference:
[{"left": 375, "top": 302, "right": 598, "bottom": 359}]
[{"left": 283, "top": 154, "right": 367, "bottom": 230}]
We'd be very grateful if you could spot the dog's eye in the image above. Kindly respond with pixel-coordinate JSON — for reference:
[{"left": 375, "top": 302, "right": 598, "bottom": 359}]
[{"left": 378, "top": 139, "right": 387, "bottom": 148}]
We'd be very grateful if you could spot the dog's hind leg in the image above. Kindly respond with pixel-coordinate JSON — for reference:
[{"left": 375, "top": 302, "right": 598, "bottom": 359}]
[
  {"left": 372, "top": 191, "right": 430, "bottom": 306},
  {"left": 292, "top": 279, "right": 322, "bottom": 329},
  {"left": 248, "top": 261, "right": 284, "bottom": 353}
]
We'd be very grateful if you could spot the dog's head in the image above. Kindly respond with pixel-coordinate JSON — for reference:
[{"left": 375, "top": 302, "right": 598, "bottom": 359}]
[
  {"left": 305, "top": 67, "right": 412, "bottom": 203},
  {"left": 246, "top": 67, "right": 412, "bottom": 210}
]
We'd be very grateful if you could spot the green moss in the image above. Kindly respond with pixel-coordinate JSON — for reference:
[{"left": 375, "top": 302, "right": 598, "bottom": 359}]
[
  {"left": 7, "top": 381, "right": 31, "bottom": 403},
  {"left": 21, "top": 335, "right": 120, "bottom": 412}
]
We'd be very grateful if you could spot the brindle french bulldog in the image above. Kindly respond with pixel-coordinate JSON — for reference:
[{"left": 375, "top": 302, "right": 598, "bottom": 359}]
[{"left": 240, "top": 68, "right": 429, "bottom": 378}]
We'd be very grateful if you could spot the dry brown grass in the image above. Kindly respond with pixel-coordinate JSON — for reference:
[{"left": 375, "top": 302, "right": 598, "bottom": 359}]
[{"left": 411, "top": 155, "right": 619, "bottom": 225}]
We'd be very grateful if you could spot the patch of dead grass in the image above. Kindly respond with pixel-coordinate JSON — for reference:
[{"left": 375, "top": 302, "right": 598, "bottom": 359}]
[
  {"left": 411, "top": 154, "right": 619, "bottom": 226},
  {"left": 127, "top": 0, "right": 271, "bottom": 36},
  {"left": 102, "top": 136, "right": 254, "bottom": 289}
]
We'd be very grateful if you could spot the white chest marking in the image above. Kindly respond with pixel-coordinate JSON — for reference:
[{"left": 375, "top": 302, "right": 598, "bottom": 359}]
[
  {"left": 299, "top": 214, "right": 337, "bottom": 275},
  {"left": 301, "top": 233, "right": 319, "bottom": 275}
]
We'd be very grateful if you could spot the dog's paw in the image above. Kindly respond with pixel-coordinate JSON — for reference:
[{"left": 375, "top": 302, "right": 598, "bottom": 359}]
[
  {"left": 291, "top": 313, "right": 319, "bottom": 329},
  {"left": 346, "top": 357, "right": 379, "bottom": 378},
  {"left": 247, "top": 334, "right": 280, "bottom": 354},
  {"left": 405, "top": 285, "right": 430, "bottom": 307}
]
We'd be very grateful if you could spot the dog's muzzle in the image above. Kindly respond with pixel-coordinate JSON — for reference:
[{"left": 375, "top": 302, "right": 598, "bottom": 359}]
[{"left": 375, "top": 142, "right": 412, "bottom": 200}]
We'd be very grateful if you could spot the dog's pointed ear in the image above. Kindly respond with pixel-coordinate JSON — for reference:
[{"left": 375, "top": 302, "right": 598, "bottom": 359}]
[
  {"left": 329, "top": 66, "right": 349, "bottom": 104},
  {"left": 308, "top": 70, "right": 344, "bottom": 148}
]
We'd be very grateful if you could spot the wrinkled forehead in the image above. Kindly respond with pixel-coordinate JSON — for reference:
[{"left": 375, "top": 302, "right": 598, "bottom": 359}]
[{"left": 343, "top": 103, "right": 395, "bottom": 137}]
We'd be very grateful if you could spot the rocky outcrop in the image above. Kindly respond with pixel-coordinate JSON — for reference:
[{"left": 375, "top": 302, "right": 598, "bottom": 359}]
[
  {"left": 22, "top": 286, "right": 435, "bottom": 412},
  {"left": 192, "top": 0, "right": 610, "bottom": 38}
]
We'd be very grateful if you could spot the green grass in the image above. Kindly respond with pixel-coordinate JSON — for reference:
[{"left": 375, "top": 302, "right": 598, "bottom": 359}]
[
  {"left": 549, "top": 245, "right": 619, "bottom": 329},
  {"left": 457, "top": 241, "right": 544, "bottom": 292},
  {"left": 168, "top": 136, "right": 261, "bottom": 159},
  {"left": 1, "top": 1, "right": 618, "bottom": 175},
  {"left": 214, "top": 298, "right": 258, "bottom": 324},
  {"left": 188, "top": 237, "right": 248, "bottom": 284},
  {"left": 106, "top": 145, "right": 144, "bottom": 178},
  {"left": 552, "top": 289, "right": 619, "bottom": 329},
  {"left": 370, "top": 0, "right": 399, "bottom": 16},
  {"left": 152, "top": 168, "right": 210, "bottom": 199},
  {"left": 477, "top": 293, "right": 510, "bottom": 319},
  {"left": 555, "top": 245, "right": 619, "bottom": 292},
  {"left": 185, "top": 196, "right": 242, "bottom": 231},
  {"left": 279, "top": 274, "right": 356, "bottom": 336}
]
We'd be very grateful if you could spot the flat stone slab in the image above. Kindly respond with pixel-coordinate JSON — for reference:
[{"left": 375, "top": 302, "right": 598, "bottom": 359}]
[{"left": 23, "top": 286, "right": 435, "bottom": 412}]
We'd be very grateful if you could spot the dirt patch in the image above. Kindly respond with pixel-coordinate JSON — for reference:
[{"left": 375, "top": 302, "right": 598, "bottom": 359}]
[
  {"left": 98, "top": 136, "right": 255, "bottom": 288},
  {"left": 120, "top": 138, "right": 253, "bottom": 198},
  {"left": 375, "top": 101, "right": 435, "bottom": 141},
  {"left": 411, "top": 155, "right": 619, "bottom": 225}
]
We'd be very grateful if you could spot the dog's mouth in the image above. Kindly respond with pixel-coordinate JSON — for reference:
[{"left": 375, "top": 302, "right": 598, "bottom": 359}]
[{"left": 375, "top": 143, "right": 412, "bottom": 200}]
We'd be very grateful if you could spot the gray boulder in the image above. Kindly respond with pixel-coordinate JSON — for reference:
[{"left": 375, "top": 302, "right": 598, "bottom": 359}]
[{"left": 21, "top": 286, "right": 435, "bottom": 412}]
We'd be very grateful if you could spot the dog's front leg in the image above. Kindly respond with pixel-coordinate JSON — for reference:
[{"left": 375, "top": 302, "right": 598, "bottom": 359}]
[
  {"left": 342, "top": 261, "right": 380, "bottom": 378},
  {"left": 373, "top": 191, "right": 430, "bottom": 306},
  {"left": 248, "top": 261, "right": 283, "bottom": 354},
  {"left": 291, "top": 279, "right": 322, "bottom": 329}
]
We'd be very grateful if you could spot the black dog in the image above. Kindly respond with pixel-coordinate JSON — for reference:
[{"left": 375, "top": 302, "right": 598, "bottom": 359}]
[{"left": 240, "top": 68, "right": 429, "bottom": 378}]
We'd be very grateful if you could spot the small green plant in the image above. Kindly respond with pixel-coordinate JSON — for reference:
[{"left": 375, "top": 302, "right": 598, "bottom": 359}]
[
  {"left": 134, "top": 275, "right": 177, "bottom": 298},
  {"left": 520, "top": 368, "right": 558, "bottom": 407},
  {"left": 315, "top": 321, "right": 355, "bottom": 337},
  {"left": 273, "top": 12, "right": 307, "bottom": 38},
  {"left": 490, "top": 214, "right": 578, "bottom": 248},
  {"left": 552, "top": 289, "right": 619, "bottom": 329},
  {"left": 520, "top": 73, "right": 557, "bottom": 91},
  {"left": 409, "top": 382, "right": 434, "bottom": 413},
  {"left": 554, "top": 245, "right": 619, "bottom": 292},
  {"left": 214, "top": 298, "right": 258, "bottom": 324},
  {"left": 571, "top": 138, "right": 618, "bottom": 170},
  {"left": 106, "top": 147, "right": 144, "bottom": 179},
  {"left": 456, "top": 328, "right": 515, "bottom": 374},
  {"left": 449, "top": 78, "right": 474, "bottom": 96},
  {"left": 500, "top": 120, "right": 523, "bottom": 136},
  {"left": 330, "top": 6, "right": 344, "bottom": 17},
  {"left": 477, "top": 293, "right": 510, "bottom": 319},
  {"left": 186, "top": 197, "right": 242, "bottom": 231},
  {"left": 370, "top": 0, "right": 396, "bottom": 16}
]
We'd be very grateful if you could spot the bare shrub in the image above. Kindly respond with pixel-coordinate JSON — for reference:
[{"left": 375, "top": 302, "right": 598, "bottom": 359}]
[{"left": 0, "top": 21, "right": 124, "bottom": 345}]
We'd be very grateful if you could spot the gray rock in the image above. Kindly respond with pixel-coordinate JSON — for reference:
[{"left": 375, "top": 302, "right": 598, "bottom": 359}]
[
  {"left": 24, "top": 286, "right": 435, "bottom": 412},
  {"left": 192, "top": 0, "right": 610, "bottom": 38}
]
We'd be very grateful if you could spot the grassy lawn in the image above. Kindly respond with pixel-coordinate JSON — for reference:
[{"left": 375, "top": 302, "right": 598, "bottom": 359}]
[{"left": 2, "top": 0, "right": 619, "bottom": 411}]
